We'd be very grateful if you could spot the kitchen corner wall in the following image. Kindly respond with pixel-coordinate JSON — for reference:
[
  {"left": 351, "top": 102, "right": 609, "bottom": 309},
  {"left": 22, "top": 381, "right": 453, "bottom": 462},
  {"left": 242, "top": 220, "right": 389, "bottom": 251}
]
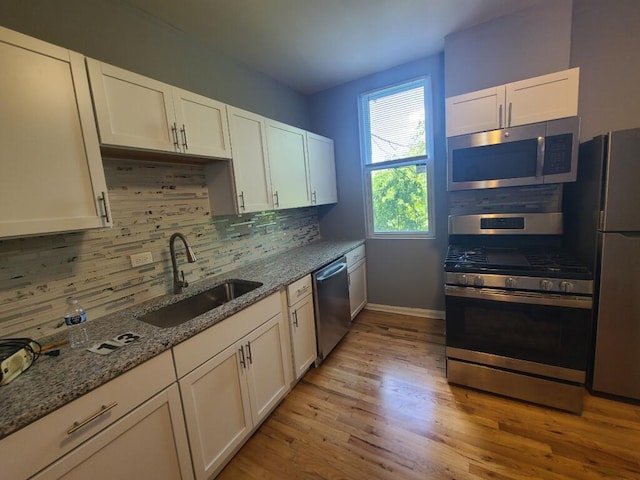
[
  {"left": 0, "top": 159, "right": 320, "bottom": 340},
  {"left": 309, "top": 54, "right": 448, "bottom": 313}
]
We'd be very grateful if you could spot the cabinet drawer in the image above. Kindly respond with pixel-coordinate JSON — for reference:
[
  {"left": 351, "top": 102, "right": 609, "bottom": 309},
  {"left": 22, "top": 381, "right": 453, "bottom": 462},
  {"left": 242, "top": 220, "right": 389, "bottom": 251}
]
[
  {"left": 0, "top": 350, "right": 175, "bottom": 480},
  {"left": 286, "top": 275, "right": 312, "bottom": 306},
  {"left": 346, "top": 245, "right": 366, "bottom": 269},
  {"left": 173, "top": 292, "right": 281, "bottom": 378}
]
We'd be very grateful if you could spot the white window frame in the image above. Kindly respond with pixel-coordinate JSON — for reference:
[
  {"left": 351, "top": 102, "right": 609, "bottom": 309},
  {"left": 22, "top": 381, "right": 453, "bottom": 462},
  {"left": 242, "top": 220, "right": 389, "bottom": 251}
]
[{"left": 358, "top": 77, "right": 435, "bottom": 239}]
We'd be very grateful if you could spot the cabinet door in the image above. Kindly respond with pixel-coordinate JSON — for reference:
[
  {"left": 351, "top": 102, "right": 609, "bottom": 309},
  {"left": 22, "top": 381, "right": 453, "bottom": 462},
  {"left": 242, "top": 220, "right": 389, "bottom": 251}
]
[
  {"left": 445, "top": 86, "right": 504, "bottom": 137},
  {"left": 307, "top": 132, "right": 338, "bottom": 205},
  {"left": 173, "top": 89, "right": 232, "bottom": 159},
  {"left": 506, "top": 67, "right": 579, "bottom": 127},
  {"left": 86, "top": 58, "right": 177, "bottom": 153},
  {"left": 244, "top": 313, "right": 290, "bottom": 424},
  {"left": 266, "top": 120, "right": 310, "bottom": 209},
  {"left": 179, "top": 341, "right": 252, "bottom": 480},
  {"left": 227, "top": 106, "right": 273, "bottom": 213},
  {"left": 0, "top": 27, "right": 110, "bottom": 238},
  {"left": 348, "top": 259, "right": 367, "bottom": 319},
  {"left": 289, "top": 295, "right": 317, "bottom": 380},
  {"left": 32, "top": 385, "right": 193, "bottom": 480}
]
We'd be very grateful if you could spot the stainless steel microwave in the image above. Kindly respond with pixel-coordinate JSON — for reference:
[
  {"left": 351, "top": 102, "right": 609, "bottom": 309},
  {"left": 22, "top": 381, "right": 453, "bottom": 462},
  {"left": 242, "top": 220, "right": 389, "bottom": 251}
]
[{"left": 447, "top": 116, "right": 580, "bottom": 191}]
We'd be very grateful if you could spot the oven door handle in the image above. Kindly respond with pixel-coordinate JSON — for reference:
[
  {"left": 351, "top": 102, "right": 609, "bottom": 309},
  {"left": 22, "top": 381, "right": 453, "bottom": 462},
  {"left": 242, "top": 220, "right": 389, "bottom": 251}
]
[{"left": 445, "top": 285, "right": 593, "bottom": 309}]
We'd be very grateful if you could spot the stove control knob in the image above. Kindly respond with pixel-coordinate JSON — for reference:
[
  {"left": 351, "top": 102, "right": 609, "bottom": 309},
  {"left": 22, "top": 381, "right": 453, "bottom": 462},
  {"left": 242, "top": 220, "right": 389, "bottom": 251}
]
[
  {"left": 505, "top": 277, "right": 516, "bottom": 288},
  {"left": 559, "top": 281, "right": 574, "bottom": 293},
  {"left": 540, "top": 279, "right": 553, "bottom": 291},
  {"left": 474, "top": 276, "right": 484, "bottom": 287},
  {"left": 458, "top": 274, "right": 468, "bottom": 285}
]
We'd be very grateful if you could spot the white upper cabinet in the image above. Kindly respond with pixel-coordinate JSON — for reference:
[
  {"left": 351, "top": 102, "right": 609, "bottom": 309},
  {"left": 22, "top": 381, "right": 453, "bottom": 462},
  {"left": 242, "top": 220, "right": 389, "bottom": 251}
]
[
  {"left": 0, "top": 27, "right": 111, "bottom": 239},
  {"left": 226, "top": 106, "right": 274, "bottom": 213},
  {"left": 86, "top": 59, "right": 231, "bottom": 159},
  {"left": 266, "top": 120, "right": 310, "bottom": 210},
  {"left": 446, "top": 67, "right": 579, "bottom": 137},
  {"left": 445, "top": 86, "right": 504, "bottom": 137},
  {"left": 172, "top": 89, "right": 231, "bottom": 158},
  {"left": 306, "top": 132, "right": 338, "bottom": 206},
  {"left": 505, "top": 68, "right": 579, "bottom": 127}
]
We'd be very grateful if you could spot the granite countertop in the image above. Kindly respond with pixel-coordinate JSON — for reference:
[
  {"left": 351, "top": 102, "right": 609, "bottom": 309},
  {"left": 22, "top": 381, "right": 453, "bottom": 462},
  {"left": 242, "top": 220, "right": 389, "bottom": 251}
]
[{"left": 0, "top": 238, "right": 364, "bottom": 440}]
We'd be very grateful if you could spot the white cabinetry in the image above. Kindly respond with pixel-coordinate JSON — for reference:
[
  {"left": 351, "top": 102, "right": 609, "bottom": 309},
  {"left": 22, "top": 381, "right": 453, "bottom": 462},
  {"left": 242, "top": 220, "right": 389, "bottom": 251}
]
[
  {"left": 173, "top": 293, "right": 291, "bottom": 480},
  {"left": 445, "top": 67, "right": 579, "bottom": 137},
  {"left": 206, "top": 106, "right": 273, "bottom": 214},
  {"left": 0, "top": 26, "right": 111, "bottom": 239},
  {"left": 0, "top": 351, "right": 192, "bottom": 480},
  {"left": 346, "top": 245, "right": 367, "bottom": 319},
  {"left": 307, "top": 132, "right": 338, "bottom": 206},
  {"left": 286, "top": 275, "right": 317, "bottom": 380},
  {"left": 266, "top": 120, "right": 310, "bottom": 209},
  {"left": 87, "top": 59, "right": 231, "bottom": 159}
]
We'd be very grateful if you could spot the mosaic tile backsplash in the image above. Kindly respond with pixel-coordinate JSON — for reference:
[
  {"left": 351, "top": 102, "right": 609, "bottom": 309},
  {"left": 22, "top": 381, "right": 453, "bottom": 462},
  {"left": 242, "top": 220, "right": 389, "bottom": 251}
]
[{"left": 0, "top": 159, "right": 320, "bottom": 340}]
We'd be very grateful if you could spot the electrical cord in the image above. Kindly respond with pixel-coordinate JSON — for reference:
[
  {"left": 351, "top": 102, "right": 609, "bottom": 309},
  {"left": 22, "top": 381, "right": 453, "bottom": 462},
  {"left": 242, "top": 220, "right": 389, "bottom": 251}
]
[{"left": 0, "top": 338, "right": 42, "bottom": 384}]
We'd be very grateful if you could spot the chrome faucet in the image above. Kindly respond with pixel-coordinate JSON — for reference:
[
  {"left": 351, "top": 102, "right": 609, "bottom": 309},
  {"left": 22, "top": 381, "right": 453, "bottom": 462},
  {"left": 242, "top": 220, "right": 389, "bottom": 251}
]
[{"left": 169, "top": 233, "right": 197, "bottom": 294}]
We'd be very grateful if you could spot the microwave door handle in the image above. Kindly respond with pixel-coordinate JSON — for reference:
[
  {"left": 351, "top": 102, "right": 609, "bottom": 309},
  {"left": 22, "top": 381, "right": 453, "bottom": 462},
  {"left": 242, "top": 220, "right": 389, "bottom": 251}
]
[{"left": 536, "top": 136, "right": 545, "bottom": 177}]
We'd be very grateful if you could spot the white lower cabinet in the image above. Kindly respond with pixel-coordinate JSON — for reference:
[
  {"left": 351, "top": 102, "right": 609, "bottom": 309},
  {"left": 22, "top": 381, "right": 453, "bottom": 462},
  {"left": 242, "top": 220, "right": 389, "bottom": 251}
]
[
  {"left": 286, "top": 275, "right": 317, "bottom": 380},
  {"left": 174, "top": 293, "right": 291, "bottom": 480},
  {"left": 346, "top": 245, "right": 367, "bottom": 319},
  {"left": 0, "top": 351, "right": 192, "bottom": 480},
  {"left": 32, "top": 384, "right": 193, "bottom": 480}
]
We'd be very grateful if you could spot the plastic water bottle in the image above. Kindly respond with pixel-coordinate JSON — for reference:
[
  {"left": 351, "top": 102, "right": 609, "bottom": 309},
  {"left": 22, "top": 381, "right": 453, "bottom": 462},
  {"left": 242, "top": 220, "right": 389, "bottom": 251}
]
[{"left": 64, "top": 298, "right": 90, "bottom": 349}]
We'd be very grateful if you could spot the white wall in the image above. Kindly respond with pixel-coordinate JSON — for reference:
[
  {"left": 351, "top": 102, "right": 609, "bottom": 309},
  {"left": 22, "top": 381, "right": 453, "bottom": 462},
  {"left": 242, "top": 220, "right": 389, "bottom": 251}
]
[
  {"left": 444, "top": 0, "right": 573, "bottom": 97},
  {"left": 571, "top": 0, "right": 640, "bottom": 140}
]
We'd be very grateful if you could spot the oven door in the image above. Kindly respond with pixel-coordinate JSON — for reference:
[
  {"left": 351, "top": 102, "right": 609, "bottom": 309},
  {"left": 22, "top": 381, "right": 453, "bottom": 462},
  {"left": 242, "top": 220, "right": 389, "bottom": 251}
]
[{"left": 445, "top": 285, "right": 592, "bottom": 383}]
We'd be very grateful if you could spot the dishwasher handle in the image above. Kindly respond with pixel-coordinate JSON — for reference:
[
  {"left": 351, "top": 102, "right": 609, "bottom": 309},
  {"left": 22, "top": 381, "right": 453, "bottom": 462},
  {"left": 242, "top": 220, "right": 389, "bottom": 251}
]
[{"left": 315, "top": 262, "right": 347, "bottom": 282}]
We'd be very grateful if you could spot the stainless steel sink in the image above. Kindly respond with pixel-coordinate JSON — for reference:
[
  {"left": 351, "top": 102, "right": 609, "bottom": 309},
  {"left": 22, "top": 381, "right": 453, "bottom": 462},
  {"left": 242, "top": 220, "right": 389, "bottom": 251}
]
[{"left": 138, "top": 280, "right": 263, "bottom": 328}]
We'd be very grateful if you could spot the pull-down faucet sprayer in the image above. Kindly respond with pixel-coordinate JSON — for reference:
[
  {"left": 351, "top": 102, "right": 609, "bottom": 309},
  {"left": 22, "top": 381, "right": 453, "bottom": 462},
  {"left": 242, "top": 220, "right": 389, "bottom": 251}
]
[{"left": 169, "top": 233, "right": 197, "bottom": 294}]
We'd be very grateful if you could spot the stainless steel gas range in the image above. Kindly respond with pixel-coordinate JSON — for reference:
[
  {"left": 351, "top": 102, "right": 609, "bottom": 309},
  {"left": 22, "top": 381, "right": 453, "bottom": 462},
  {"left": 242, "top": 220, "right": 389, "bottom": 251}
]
[{"left": 444, "top": 213, "right": 593, "bottom": 413}]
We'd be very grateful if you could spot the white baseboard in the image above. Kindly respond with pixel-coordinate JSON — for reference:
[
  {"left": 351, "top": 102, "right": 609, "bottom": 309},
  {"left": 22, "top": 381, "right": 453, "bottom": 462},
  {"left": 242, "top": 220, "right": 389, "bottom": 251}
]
[{"left": 364, "top": 303, "right": 445, "bottom": 320}]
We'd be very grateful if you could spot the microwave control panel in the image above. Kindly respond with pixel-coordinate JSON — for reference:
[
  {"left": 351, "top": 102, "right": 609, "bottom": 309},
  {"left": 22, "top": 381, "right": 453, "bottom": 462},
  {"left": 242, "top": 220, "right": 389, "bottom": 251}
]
[{"left": 543, "top": 133, "right": 573, "bottom": 175}]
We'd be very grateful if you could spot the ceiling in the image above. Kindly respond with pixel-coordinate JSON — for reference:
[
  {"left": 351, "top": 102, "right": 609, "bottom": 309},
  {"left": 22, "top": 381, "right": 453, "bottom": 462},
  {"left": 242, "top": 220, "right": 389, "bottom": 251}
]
[{"left": 122, "top": 0, "right": 548, "bottom": 94}]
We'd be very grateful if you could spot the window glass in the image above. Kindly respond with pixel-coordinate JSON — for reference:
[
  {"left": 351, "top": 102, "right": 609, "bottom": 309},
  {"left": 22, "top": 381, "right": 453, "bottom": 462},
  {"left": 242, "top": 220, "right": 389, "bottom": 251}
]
[{"left": 359, "top": 78, "right": 434, "bottom": 238}]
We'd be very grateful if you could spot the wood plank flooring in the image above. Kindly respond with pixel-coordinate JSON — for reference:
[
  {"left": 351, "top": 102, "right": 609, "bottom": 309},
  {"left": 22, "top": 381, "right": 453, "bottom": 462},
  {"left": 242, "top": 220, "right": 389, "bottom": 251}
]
[{"left": 218, "top": 309, "right": 640, "bottom": 479}]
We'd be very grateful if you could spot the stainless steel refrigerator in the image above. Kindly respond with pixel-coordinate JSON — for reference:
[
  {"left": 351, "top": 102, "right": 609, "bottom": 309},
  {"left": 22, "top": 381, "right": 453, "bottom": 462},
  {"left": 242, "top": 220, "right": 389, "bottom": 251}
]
[{"left": 565, "top": 128, "right": 640, "bottom": 400}]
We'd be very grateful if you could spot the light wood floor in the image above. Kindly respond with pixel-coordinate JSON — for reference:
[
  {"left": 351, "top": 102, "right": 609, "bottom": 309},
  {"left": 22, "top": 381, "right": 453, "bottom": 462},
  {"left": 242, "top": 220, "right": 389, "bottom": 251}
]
[{"left": 218, "top": 309, "right": 640, "bottom": 479}]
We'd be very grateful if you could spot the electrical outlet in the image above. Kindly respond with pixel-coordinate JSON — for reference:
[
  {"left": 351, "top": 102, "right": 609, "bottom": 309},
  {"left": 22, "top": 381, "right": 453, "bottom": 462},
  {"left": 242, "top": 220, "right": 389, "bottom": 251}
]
[{"left": 130, "top": 252, "right": 153, "bottom": 268}]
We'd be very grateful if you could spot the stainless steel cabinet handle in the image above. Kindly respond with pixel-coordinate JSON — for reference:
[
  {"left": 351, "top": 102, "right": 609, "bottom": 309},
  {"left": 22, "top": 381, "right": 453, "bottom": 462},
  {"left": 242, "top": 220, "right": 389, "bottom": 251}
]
[
  {"left": 67, "top": 402, "right": 118, "bottom": 435},
  {"left": 312, "top": 190, "right": 317, "bottom": 204},
  {"left": 99, "top": 191, "right": 111, "bottom": 224},
  {"left": 499, "top": 104, "right": 503, "bottom": 129},
  {"left": 508, "top": 102, "right": 512, "bottom": 127},
  {"left": 246, "top": 341, "right": 253, "bottom": 365},
  {"left": 171, "top": 123, "right": 180, "bottom": 150},
  {"left": 239, "top": 191, "right": 246, "bottom": 211},
  {"left": 180, "top": 124, "right": 188, "bottom": 150},
  {"left": 292, "top": 310, "right": 299, "bottom": 327},
  {"left": 239, "top": 346, "right": 246, "bottom": 368},
  {"left": 273, "top": 191, "right": 279, "bottom": 208}
]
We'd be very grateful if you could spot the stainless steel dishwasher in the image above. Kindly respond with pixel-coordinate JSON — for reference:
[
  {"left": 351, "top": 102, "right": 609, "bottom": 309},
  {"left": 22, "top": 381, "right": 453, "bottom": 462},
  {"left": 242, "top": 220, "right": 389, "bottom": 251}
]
[{"left": 313, "top": 256, "right": 351, "bottom": 365}]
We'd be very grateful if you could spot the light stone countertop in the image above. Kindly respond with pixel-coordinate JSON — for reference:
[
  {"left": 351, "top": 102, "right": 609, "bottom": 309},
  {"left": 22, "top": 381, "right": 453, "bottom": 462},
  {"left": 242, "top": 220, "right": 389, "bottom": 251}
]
[{"left": 0, "top": 238, "right": 364, "bottom": 440}]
